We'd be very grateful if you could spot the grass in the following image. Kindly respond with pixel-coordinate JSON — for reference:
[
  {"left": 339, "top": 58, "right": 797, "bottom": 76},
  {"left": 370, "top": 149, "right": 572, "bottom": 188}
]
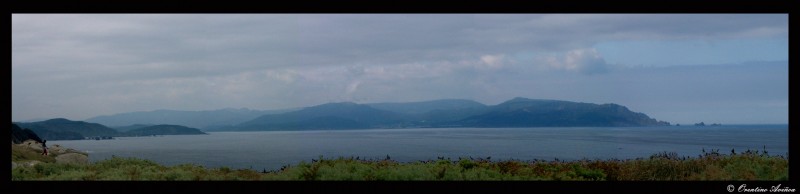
[
  {"left": 11, "top": 143, "right": 56, "bottom": 163},
  {"left": 11, "top": 148, "right": 788, "bottom": 181}
]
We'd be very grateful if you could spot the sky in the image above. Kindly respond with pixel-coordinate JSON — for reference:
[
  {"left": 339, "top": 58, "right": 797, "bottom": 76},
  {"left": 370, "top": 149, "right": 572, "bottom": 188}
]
[{"left": 12, "top": 14, "right": 788, "bottom": 124}]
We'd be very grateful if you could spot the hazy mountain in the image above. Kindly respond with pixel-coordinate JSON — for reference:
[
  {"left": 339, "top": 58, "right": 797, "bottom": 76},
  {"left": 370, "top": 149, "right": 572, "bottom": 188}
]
[
  {"left": 15, "top": 118, "right": 121, "bottom": 140},
  {"left": 367, "top": 99, "right": 487, "bottom": 114},
  {"left": 217, "top": 97, "right": 669, "bottom": 131},
  {"left": 125, "top": 125, "right": 206, "bottom": 136},
  {"left": 85, "top": 108, "right": 296, "bottom": 130},
  {"left": 412, "top": 106, "right": 491, "bottom": 125},
  {"left": 17, "top": 118, "right": 51, "bottom": 123},
  {"left": 222, "top": 102, "right": 409, "bottom": 131},
  {"left": 452, "top": 97, "right": 670, "bottom": 127},
  {"left": 112, "top": 124, "right": 154, "bottom": 132}
]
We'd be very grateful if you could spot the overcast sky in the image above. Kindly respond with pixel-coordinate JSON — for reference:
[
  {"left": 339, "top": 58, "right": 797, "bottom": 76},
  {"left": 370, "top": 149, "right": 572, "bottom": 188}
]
[{"left": 12, "top": 14, "right": 788, "bottom": 124}]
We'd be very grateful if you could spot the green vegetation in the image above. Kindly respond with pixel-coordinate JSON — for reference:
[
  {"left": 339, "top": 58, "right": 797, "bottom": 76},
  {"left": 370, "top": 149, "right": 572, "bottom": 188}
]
[
  {"left": 11, "top": 143, "right": 56, "bottom": 163},
  {"left": 12, "top": 149, "right": 787, "bottom": 181}
]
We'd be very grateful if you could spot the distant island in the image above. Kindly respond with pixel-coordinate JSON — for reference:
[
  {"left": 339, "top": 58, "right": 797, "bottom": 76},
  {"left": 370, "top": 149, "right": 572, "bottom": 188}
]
[
  {"left": 693, "top": 122, "right": 722, "bottom": 126},
  {"left": 13, "top": 119, "right": 207, "bottom": 140}
]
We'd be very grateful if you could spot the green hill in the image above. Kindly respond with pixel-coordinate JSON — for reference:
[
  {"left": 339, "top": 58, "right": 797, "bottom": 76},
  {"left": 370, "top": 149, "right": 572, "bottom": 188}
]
[
  {"left": 14, "top": 119, "right": 208, "bottom": 140},
  {"left": 112, "top": 124, "right": 154, "bottom": 132},
  {"left": 11, "top": 123, "right": 43, "bottom": 143},
  {"left": 15, "top": 118, "right": 121, "bottom": 140}
]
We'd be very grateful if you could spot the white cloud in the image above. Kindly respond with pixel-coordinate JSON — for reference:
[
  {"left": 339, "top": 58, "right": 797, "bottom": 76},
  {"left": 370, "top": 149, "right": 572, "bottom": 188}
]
[
  {"left": 346, "top": 80, "right": 361, "bottom": 95},
  {"left": 543, "top": 48, "right": 610, "bottom": 75},
  {"left": 479, "top": 54, "right": 506, "bottom": 69}
]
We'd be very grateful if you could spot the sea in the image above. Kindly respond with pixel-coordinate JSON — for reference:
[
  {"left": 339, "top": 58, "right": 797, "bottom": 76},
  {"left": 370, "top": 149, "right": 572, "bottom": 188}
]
[{"left": 49, "top": 125, "right": 789, "bottom": 171}]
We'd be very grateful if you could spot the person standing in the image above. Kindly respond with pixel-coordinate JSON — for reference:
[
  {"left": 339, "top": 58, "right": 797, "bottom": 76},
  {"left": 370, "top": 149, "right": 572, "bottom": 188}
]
[{"left": 41, "top": 139, "right": 48, "bottom": 156}]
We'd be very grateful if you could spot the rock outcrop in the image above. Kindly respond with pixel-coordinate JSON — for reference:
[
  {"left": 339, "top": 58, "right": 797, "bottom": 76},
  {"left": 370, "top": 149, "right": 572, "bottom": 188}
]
[{"left": 11, "top": 140, "right": 89, "bottom": 169}]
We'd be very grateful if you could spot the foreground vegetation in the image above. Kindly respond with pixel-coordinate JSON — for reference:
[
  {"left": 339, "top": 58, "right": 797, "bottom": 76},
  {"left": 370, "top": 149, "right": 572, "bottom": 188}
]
[
  {"left": 11, "top": 143, "right": 56, "bottom": 164},
  {"left": 11, "top": 148, "right": 787, "bottom": 181}
]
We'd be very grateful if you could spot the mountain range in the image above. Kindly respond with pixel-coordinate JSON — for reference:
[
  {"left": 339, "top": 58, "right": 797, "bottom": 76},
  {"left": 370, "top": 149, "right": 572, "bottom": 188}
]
[
  {"left": 123, "top": 124, "right": 207, "bottom": 136},
  {"left": 210, "top": 97, "right": 670, "bottom": 131},
  {"left": 14, "top": 97, "right": 671, "bottom": 137}
]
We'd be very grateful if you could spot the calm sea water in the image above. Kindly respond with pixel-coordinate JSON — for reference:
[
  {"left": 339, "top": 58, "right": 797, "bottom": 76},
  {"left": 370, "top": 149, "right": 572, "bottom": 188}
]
[{"left": 50, "top": 125, "right": 788, "bottom": 171}]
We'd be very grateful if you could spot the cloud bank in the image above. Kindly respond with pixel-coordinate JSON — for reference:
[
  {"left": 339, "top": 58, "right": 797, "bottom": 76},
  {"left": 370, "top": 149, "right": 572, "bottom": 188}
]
[{"left": 12, "top": 14, "right": 788, "bottom": 124}]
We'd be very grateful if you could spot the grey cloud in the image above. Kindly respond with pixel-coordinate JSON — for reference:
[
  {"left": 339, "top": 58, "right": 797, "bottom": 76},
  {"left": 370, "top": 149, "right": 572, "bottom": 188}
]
[{"left": 12, "top": 14, "right": 788, "bottom": 121}]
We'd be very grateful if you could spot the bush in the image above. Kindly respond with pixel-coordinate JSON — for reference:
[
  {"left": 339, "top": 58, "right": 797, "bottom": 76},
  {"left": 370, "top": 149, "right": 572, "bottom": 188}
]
[{"left": 458, "top": 159, "right": 477, "bottom": 170}]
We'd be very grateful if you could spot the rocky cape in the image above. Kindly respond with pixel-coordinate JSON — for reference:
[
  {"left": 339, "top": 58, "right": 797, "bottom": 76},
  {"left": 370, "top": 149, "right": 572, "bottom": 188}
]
[{"left": 12, "top": 123, "right": 89, "bottom": 168}]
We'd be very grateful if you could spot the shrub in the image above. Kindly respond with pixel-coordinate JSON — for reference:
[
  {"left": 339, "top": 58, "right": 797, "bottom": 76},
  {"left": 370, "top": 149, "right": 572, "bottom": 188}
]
[{"left": 11, "top": 150, "right": 788, "bottom": 181}]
